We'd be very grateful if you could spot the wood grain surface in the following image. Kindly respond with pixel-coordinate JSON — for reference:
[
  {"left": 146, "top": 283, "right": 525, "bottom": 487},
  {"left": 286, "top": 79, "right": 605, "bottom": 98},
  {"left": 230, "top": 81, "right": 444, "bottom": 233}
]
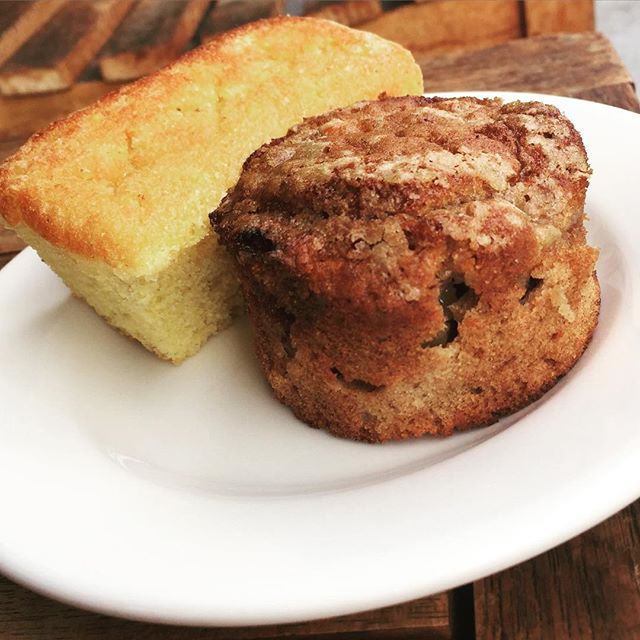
[
  {"left": 0, "top": 0, "right": 134, "bottom": 95},
  {"left": 0, "top": 574, "right": 451, "bottom": 640},
  {"left": 419, "top": 31, "right": 634, "bottom": 103},
  {"left": 0, "top": 0, "right": 67, "bottom": 67},
  {"left": 524, "top": 0, "right": 595, "bottom": 36},
  {"left": 475, "top": 501, "right": 640, "bottom": 640},
  {"left": 573, "top": 82, "right": 640, "bottom": 114},
  {"left": 0, "top": 26, "right": 639, "bottom": 640},
  {"left": 359, "top": 0, "right": 521, "bottom": 57},
  {"left": 99, "top": 0, "right": 210, "bottom": 81}
]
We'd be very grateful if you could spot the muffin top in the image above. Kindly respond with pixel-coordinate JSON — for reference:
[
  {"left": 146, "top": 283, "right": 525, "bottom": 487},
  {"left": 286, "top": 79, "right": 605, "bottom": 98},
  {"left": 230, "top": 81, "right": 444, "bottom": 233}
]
[{"left": 212, "top": 96, "right": 590, "bottom": 312}]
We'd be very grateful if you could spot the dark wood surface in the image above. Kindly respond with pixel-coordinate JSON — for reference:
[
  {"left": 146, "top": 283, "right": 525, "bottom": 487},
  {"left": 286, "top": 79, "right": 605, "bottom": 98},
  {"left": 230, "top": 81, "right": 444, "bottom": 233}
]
[
  {"left": 475, "top": 501, "right": 640, "bottom": 640},
  {"left": 99, "top": 0, "right": 210, "bottom": 81},
  {"left": 420, "top": 31, "right": 638, "bottom": 110},
  {"left": 0, "top": 576, "right": 451, "bottom": 640},
  {"left": 0, "top": 0, "right": 599, "bottom": 85},
  {"left": 0, "top": 0, "right": 134, "bottom": 95},
  {"left": 199, "top": 1, "right": 281, "bottom": 42},
  {"left": 0, "top": 0, "right": 67, "bottom": 67},
  {"left": 0, "top": 29, "right": 639, "bottom": 640}
]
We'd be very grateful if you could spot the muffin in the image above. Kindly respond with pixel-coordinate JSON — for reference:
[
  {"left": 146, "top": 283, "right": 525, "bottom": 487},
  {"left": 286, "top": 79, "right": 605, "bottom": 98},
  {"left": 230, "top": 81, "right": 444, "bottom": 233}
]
[{"left": 211, "top": 96, "right": 600, "bottom": 442}]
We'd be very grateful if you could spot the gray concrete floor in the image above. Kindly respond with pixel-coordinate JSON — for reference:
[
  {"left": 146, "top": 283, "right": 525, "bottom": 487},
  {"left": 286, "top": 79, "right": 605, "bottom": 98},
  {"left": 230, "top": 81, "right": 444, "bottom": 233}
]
[{"left": 596, "top": 0, "right": 640, "bottom": 84}]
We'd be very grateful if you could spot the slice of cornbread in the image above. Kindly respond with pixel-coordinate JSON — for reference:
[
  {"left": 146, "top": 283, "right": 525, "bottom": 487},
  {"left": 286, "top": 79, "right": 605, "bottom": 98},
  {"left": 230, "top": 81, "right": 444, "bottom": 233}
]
[{"left": 0, "top": 17, "right": 423, "bottom": 362}]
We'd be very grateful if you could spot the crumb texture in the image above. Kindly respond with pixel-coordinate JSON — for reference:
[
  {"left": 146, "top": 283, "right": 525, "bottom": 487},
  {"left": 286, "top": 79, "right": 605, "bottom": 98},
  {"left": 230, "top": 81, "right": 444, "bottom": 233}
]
[
  {"left": 213, "top": 96, "right": 600, "bottom": 440},
  {"left": 17, "top": 224, "right": 242, "bottom": 362}
]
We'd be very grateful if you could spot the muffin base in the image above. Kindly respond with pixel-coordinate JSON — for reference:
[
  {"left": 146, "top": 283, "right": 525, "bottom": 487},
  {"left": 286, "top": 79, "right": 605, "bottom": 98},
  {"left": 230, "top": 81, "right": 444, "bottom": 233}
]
[{"left": 246, "top": 232, "right": 600, "bottom": 443}]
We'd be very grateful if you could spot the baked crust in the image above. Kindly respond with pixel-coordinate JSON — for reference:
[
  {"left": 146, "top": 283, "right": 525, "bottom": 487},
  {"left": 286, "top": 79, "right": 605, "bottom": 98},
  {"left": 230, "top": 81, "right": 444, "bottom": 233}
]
[{"left": 213, "top": 96, "right": 600, "bottom": 441}]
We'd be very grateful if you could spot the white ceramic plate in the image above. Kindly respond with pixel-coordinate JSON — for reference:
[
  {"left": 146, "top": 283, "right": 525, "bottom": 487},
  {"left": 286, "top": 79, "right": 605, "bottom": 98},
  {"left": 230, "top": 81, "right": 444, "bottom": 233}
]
[{"left": 1, "top": 92, "right": 639, "bottom": 626}]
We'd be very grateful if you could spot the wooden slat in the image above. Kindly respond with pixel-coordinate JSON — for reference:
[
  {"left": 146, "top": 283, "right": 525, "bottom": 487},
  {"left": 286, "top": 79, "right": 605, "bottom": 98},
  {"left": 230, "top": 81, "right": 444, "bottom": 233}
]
[
  {"left": 0, "top": 573, "right": 451, "bottom": 640},
  {"left": 99, "top": 0, "right": 210, "bottom": 82},
  {"left": 524, "top": 0, "right": 595, "bottom": 37},
  {"left": 475, "top": 500, "right": 640, "bottom": 639},
  {"left": 0, "top": 2, "right": 30, "bottom": 34},
  {"left": 0, "top": 0, "right": 68, "bottom": 67},
  {"left": 199, "top": 0, "right": 281, "bottom": 43},
  {"left": 0, "top": 33, "right": 634, "bottom": 147},
  {"left": 0, "top": 0, "right": 133, "bottom": 95},
  {"left": 0, "top": 81, "right": 123, "bottom": 140},
  {"left": 573, "top": 82, "right": 640, "bottom": 113},
  {"left": 358, "top": 0, "right": 522, "bottom": 57},
  {"left": 418, "top": 32, "right": 633, "bottom": 97},
  {"left": 305, "top": 0, "right": 383, "bottom": 26}
]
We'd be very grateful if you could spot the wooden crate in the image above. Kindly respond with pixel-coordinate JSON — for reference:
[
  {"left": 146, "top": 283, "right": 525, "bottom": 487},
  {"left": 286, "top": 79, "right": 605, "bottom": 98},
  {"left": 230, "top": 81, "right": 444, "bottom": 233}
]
[{"left": 0, "top": 0, "right": 595, "bottom": 96}]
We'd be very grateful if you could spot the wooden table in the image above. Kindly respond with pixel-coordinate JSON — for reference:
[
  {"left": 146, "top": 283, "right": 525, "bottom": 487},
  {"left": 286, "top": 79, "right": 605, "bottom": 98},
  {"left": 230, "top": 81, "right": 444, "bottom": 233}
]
[{"left": 0, "top": 31, "right": 639, "bottom": 640}]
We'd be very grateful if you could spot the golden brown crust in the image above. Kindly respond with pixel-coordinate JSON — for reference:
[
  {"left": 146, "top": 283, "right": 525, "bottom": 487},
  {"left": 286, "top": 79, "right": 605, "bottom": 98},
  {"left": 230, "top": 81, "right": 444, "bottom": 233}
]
[
  {"left": 213, "top": 96, "right": 599, "bottom": 442},
  {"left": 0, "top": 17, "right": 422, "bottom": 273}
]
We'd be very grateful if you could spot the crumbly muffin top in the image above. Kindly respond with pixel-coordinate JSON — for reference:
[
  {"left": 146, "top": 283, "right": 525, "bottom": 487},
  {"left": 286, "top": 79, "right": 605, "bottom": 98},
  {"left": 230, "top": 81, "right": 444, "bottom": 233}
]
[{"left": 212, "top": 96, "right": 590, "bottom": 312}]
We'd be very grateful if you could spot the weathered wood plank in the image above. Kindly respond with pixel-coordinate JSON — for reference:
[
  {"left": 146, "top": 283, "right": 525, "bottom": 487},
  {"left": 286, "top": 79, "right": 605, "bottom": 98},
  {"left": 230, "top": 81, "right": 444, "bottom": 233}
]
[
  {"left": 99, "top": 0, "right": 210, "bottom": 82},
  {"left": 572, "top": 81, "right": 640, "bottom": 112},
  {"left": 358, "top": 0, "right": 522, "bottom": 57},
  {"left": 199, "top": 0, "right": 281, "bottom": 43},
  {"left": 0, "top": 0, "right": 133, "bottom": 95},
  {"left": 475, "top": 500, "right": 640, "bottom": 640},
  {"left": 0, "top": 573, "right": 451, "bottom": 639},
  {"left": 418, "top": 32, "right": 633, "bottom": 96},
  {"left": 0, "top": 0, "right": 67, "bottom": 67},
  {"left": 524, "top": 0, "right": 595, "bottom": 37},
  {"left": 0, "top": 1, "right": 29, "bottom": 34}
]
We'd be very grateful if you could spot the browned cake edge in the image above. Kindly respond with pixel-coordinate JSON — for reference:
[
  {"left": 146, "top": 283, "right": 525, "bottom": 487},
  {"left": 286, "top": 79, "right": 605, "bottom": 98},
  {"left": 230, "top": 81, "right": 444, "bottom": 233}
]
[{"left": 213, "top": 96, "right": 599, "bottom": 442}]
